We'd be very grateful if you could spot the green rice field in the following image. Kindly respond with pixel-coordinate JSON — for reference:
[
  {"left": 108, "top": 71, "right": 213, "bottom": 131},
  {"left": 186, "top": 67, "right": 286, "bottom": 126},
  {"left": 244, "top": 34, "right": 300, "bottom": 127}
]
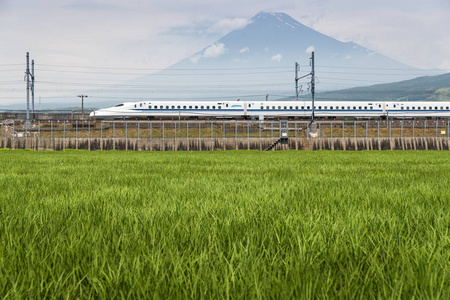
[{"left": 1, "top": 150, "right": 450, "bottom": 299}]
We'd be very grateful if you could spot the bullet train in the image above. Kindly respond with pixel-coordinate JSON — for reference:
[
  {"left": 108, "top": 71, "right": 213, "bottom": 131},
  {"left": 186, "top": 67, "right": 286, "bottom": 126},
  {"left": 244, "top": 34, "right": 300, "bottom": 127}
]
[{"left": 89, "top": 100, "right": 450, "bottom": 119}]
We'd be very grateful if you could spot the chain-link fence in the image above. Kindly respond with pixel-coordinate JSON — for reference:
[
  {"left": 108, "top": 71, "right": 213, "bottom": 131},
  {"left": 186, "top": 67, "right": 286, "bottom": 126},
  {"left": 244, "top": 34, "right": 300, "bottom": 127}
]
[{"left": 1, "top": 119, "right": 450, "bottom": 140}]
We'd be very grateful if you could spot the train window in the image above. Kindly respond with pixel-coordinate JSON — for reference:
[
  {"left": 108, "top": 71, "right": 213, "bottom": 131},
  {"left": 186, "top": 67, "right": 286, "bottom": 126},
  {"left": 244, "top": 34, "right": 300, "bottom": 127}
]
[
  {"left": 189, "top": 106, "right": 192, "bottom": 109},
  {"left": 284, "top": 106, "right": 287, "bottom": 109},
  {"left": 272, "top": 106, "right": 275, "bottom": 109},
  {"left": 289, "top": 106, "right": 293, "bottom": 109},
  {"left": 278, "top": 106, "right": 282, "bottom": 109},
  {"left": 261, "top": 106, "right": 264, "bottom": 109},
  {"left": 330, "top": 106, "right": 333, "bottom": 110},
  {"left": 265, "top": 106, "right": 269, "bottom": 110},
  {"left": 429, "top": 106, "right": 432, "bottom": 110},
  {"left": 379, "top": 105, "right": 381, "bottom": 108},
  {"left": 177, "top": 106, "right": 181, "bottom": 109},
  {"left": 160, "top": 106, "right": 163, "bottom": 109},
  {"left": 295, "top": 106, "right": 298, "bottom": 109},
  {"left": 359, "top": 106, "right": 362, "bottom": 110},
  {"left": 441, "top": 107, "right": 443, "bottom": 110},
  {"left": 412, "top": 107, "right": 415, "bottom": 110},
  {"left": 183, "top": 106, "right": 186, "bottom": 109},
  {"left": 435, "top": 106, "right": 438, "bottom": 110},
  {"left": 171, "top": 106, "right": 175, "bottom": 109},
  {"left": 401, "top": 107, "right": 404, "bottom": 110},
  {"left": 249, "top": 104, "right": 251, "bottom": 108},
  {"left": 212, "top": 106, "right": 215, "bottom": 109},
  {"left": 218, "top": 106, "right": 222, "bottom": 109},
  {"left": 115, "top": 104, "right": 124, "bottom": 107},
  {"left": 195, "top": 106, "right": 198, "bottom": 109},
  {"left": 364, "top": 106, "right": 367, "bottom": 110},
  {"left": 201, "top": 106, "right": 204, "bottom": 109},
  {"left": 324, "top": 106, "right": 327, "bottom": 109},
  {"left": 148, "top": 106, "right": 152, "bottom": 109},
  {"left": 226, "top": 104, "right": 228, "bottom": 107},
  {"left": 418, "top": 106, "right": 421, "bottom": 110},
  {"left": 307, "top": 106, "right": 310, "bottom": 109},
  {"left": 319, "top": 106, "right": 322, "bottom": 110},
  {"left": 301, "top": 106, "right": 304, "bottom": 109},
  {"left": 353, "top": 106, "right": 356, "bottom": 110},
  {"left": 394, "top": 105, "right": 396, "bottom": 108},
  {"left": 165, "top": 106, "right": 169, "bottom": 109},
  {"left": 134, "top": 105, "right": 137, "bottom": 108},
  {"left": 447, "top": 107, "right": 449, "bottom": 110},
  {"left": 407, "top": 107, "right": 410, "bottom": 110},
  {"left": 370, "top": 106, "right": 373, "bottom": 110},
  {"left": 140, "top": 103, "right": 143, "bottom": 107}
]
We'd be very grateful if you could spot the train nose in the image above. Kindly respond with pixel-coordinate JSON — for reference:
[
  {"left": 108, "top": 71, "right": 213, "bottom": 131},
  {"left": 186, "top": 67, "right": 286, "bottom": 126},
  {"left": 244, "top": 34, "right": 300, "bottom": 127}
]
[{"left": 89, "top": 110, "right": 95, "bottom": 118}]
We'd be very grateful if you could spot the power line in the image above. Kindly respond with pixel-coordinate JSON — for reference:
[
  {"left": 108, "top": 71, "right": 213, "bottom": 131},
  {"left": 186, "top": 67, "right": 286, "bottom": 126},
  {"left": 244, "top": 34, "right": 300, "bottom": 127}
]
[
  {"left": 317, "top": 70, "right": 443, "bottom": 76},
  {"left": 317, "top": 65, "right": 449, "bottom": 72},
  {"left": 33, "top": 80, "right": 292, "bottom": 88},
  {"left": 36, "top": 63, "right": 295, "bottom": 71},
  {"left": 35, "top": 68, "right": 293, "bottom": 76}
]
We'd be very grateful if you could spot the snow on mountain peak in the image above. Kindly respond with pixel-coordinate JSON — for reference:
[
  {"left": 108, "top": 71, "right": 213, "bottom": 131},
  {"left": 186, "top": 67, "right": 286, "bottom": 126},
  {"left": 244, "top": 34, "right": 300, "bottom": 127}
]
[{"left": 251, "top": 11, "right": 301, "bottom": 30}]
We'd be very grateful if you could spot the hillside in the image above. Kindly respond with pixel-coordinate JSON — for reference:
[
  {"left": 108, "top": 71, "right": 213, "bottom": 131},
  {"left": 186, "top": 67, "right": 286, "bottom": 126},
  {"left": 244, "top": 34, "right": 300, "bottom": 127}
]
[{"left": 315, "top": 73, "right": 450, "bottom": 102}]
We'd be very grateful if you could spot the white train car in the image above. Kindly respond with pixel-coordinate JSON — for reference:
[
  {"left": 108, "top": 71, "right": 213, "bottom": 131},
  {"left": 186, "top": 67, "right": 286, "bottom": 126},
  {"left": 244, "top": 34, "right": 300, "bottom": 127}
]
[{"left": 89, "top": 100, "right": 450, "bottom": 119}]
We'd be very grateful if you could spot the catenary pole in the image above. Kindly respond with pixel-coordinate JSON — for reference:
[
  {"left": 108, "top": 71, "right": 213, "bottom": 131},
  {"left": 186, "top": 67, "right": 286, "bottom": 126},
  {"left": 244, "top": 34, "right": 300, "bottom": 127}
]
[
  {"left": 26, "top": 52, "right": 30, "bottom": 130},
  {"left": 311, "top": 51, "right": 315, "bottom": 122},
  {"left": 31, "top": 60, "right": 35, "bottom": 120},
  {"left": 78, "top": 95, "right": 88, "bottom": 119},
  {"left": 295, "top": 62, "right": 299, "bottom": 100}
]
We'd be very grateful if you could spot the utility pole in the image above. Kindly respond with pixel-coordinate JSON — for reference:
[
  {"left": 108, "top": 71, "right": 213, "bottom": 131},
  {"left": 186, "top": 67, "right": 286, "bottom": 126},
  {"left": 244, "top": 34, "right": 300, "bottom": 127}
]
[
  {"left": 311, "top": 51, "right": 315, "bottom": 122},
  {"left": 295, "top": 52, "right": 317, "bottom": 134},
  {"left": 295, "top": 62, "right": 299, "bottom": 100},
  {"left": 26, "top": 52, "right": 30, "bottom": 130},
  {"left": 31, "top": 59, "right": 35, "bottom": 120},
  {"left": 78, "top": 94, "right": 88, "bottom": 119}
]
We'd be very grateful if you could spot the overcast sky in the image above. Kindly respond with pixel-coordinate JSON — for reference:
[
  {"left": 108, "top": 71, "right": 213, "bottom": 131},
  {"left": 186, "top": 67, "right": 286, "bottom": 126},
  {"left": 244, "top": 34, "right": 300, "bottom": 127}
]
[{"left": 1, "top": 0, "right": 449, "bottom": 105}]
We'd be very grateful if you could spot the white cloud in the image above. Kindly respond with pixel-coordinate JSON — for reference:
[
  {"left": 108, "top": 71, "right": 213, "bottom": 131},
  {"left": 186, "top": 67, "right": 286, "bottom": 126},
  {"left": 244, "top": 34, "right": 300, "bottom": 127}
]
[
  {"left": 190, "top": 55, "right": 201, "bottom": 64},
  {"left": 439, "top": 60, "right": 450, "bottom": 70},
  {"left": 271, "top": 54, "right": 282, "bottom": 62},
  {"left": 207, "top": 18, "right": 251, "bottom": 34},
  {"left": 203, "top": 43, "right": 227, "bottom": 58},
  {"left": 240, "top": 47, "right": 250, "bottom": 53},
  {"left": 344, "top": 55, "right": 352, "bottom": 60},
  {"left": 306, "top": 46, "right": 315, "bottom": 53}
]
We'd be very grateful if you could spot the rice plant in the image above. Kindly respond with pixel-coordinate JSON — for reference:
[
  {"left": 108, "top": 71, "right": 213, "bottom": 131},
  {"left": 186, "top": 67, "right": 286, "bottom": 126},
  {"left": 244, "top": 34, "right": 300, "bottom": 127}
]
[{"left": 1, "top": 150, "right": 450, "bottom": 299}]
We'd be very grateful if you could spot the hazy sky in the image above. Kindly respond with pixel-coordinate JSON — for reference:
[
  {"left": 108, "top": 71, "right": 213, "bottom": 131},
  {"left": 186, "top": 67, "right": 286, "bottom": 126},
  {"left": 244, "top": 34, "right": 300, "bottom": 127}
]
[{"left": 0, "top": 0, "right": 449, "bottom": 105}]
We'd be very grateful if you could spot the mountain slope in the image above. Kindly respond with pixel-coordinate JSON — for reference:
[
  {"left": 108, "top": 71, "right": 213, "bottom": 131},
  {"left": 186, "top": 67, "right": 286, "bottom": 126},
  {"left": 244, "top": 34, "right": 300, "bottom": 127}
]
[
  {"left": 41, "top": 11, "right": 442, "bottom": 109},
  {"left": 173, "top": 12, "right": 412, "bottom": 70},
  {"left": 315, "top": 73, "right": 450, "bottom": 101}
]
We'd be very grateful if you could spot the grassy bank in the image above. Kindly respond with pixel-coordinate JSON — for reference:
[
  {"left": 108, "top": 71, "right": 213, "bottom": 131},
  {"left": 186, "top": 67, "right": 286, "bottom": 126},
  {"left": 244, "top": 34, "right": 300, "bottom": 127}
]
[{"left": 1, "top": 150, "right": 450, "bottom": 298}]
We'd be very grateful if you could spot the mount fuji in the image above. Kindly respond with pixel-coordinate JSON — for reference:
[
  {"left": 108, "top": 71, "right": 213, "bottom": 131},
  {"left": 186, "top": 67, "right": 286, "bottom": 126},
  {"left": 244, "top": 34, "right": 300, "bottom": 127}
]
[{"left": 58, "top": 12, "right": 427, "bottom": 108}]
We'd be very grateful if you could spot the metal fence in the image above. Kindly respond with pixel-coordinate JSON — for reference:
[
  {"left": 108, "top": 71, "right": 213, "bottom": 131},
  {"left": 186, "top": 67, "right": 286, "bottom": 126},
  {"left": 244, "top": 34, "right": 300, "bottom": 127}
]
[{"left": 1, "top": 119, "right": 450, "bottom": 140}]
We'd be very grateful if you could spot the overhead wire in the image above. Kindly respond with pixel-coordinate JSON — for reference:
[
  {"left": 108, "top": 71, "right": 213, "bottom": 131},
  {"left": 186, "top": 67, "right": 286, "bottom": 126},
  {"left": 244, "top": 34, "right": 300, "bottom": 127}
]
[
  {"left": 1, "top": 62, "right": 448, "bottom": 105},
  {"left": 37, "top": 63, "right": 295, "bottom": 71}
]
